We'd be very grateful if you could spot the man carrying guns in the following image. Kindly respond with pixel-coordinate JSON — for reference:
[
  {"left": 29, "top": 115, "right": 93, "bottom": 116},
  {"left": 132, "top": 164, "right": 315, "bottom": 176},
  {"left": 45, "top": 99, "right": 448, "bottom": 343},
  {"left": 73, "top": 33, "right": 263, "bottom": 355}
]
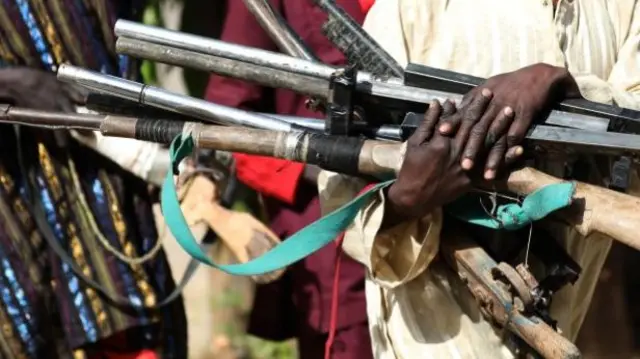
[
  {"left": 315, "top": 0, "right": 640, "bottom": 357},
  {"left": 4, "top": 0, "right": 639, "bottom": 357}
]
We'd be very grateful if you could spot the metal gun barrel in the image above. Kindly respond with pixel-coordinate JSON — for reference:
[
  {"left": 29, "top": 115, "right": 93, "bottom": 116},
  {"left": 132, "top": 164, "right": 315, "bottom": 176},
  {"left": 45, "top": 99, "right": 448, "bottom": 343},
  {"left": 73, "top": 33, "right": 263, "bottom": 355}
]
[
  {"left": 268, "top": 113, "right": 403, "bottom": 140},
  {"left": 114, "top": 20, "right": 400, "bottom": 86},
  {"left": 56, "top": 64, "right": 294, "bottom": 133},
  {"left": 116, "top": 37, "right": 329, "bottom": 99},
  {"left": 115, "top": 20, "right": 336, "bottom": 80},
  {"left": 85, "top": 92, "right": 401, "bottom": 140},
  {"left": 0, "top": 105, "right": 103, "bottom": 130}
]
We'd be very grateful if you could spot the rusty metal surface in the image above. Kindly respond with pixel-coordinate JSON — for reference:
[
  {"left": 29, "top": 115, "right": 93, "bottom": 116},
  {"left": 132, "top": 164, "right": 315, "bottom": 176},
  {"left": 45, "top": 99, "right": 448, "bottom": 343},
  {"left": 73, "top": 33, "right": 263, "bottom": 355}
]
[
  {"left": 493, "top": 262, "right": 535, "bottom": 313},
  {"left": 440, "top": 232, "right": 582, "bottom": 359}
]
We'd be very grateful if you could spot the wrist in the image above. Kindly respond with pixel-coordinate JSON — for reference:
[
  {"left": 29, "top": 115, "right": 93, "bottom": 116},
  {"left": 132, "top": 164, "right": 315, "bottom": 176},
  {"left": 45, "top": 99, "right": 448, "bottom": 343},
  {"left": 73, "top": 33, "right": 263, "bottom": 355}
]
[
  {"left": 382, "top": 185, "right": 406, "bottom": 230},
  {"left": 383, "top": 184, "right": 435, "bottom": 230}
]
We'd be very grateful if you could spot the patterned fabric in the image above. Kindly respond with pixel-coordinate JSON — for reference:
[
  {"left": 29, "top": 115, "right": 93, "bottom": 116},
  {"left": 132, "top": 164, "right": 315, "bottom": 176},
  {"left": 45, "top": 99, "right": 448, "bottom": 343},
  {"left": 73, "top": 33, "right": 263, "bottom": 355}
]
[
  {"left": 0, "top": 1, "right": 186, "bottom": 358},
  {"left": 317, "top": 0, "right": 640, "bottom": 358}
]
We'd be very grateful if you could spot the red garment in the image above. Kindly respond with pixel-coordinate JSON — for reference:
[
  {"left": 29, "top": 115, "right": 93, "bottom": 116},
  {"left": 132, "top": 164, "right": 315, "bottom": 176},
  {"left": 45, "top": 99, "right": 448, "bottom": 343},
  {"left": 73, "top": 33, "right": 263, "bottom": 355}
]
[
  {"left": 248, "top": 189, "right": 372, "bottom": 359},
  {"left": 301, "top": 322, "right": 372, "bottom": 359},
  {"left": 359, "top": 0, "right": 375, "bottom": 13},
  {"left": 100, "top": 351, "right": 157, "bottom": 359},
  {"left": 205, "top": 0, "right": 366, "bottom": 204}
]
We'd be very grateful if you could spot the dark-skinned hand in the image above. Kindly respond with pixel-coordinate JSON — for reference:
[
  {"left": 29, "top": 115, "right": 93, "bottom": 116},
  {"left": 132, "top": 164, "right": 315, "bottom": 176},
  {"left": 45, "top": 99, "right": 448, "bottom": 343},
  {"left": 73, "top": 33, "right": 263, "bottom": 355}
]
[
  {"left": 0, "top": 67, "right": 88, "bottom": 112},
  {"left": 385, "top": 93, "right": 495, "bottom": 225},
  {"left": 438, "top": 63, "right": 581, "bottom": 180}
]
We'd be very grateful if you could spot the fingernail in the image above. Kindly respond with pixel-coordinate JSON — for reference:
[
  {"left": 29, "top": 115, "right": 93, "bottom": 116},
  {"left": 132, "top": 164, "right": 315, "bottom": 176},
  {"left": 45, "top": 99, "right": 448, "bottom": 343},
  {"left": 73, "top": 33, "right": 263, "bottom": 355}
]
[
  {"left": 439, "top": 123, "right": 451, "bottom": 133},
  {"left": 430, "top": 100, "right": 438, "bottom": 107},
  {"left": 481, "top": 88, "right": 492, "bottom": 97},
  {"left": 462, "top": 158, "right": 473, "bottom": 170},
  {"left": 504, "top": 106, "right": 514, "bottom": 116},
  {"left": 514, "top": 146, "right": 524, "bottom": 156},
  {"left": 485, "top": 169, "right": 495, "bottom": 180}
]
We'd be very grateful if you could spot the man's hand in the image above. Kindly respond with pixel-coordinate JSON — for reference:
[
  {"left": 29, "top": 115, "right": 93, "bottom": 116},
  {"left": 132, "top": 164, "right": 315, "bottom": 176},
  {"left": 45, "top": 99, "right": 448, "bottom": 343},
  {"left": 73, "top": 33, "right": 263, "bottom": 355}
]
[
  {"left": 438, "top": 63, "right": 580, "bottom": 180},
  {"left": 385, "top": 93, "right": 493, "bottom": 223},
  {"left": 0, "top": 67, "right": 88, "bottom": 112}
]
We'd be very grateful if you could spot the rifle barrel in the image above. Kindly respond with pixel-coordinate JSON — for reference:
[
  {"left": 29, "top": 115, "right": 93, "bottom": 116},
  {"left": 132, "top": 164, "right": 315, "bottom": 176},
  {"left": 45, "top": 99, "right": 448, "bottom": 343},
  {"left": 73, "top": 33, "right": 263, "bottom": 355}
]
[
  {"left": 56, "top": 65, "right": 632, "bottom": 156},
  {"left": 115, "top": 20, "right": 335, "bottom": 80},
  {"left": 116, "top": 37, "right": 328, "bottom": 99},
  {"left": 56, "top": 64, "right": 294, "bottom": 133},
  {"left": 2, "top": 104, "right": 640, "bottom": 171},
  {"left": 0, "top": 105, "right": 103, "bottom": 130}
]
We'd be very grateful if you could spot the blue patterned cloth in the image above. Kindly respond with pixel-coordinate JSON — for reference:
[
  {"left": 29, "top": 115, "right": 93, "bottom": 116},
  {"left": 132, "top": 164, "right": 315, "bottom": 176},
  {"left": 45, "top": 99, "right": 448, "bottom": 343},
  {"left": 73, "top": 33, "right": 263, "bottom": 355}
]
[{"left": 0, "top": 1, "right": 187, "bottom": 358}]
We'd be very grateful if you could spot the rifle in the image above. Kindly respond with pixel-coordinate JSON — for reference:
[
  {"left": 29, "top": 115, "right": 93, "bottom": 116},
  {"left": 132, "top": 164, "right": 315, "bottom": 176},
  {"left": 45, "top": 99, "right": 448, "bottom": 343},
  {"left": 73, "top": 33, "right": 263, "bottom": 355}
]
[
  {"left": 113, "top": 14, "right": 640, "bottom": 189},
  {"left": 113, "top": 19, "right": 639, "bottom": 130}
]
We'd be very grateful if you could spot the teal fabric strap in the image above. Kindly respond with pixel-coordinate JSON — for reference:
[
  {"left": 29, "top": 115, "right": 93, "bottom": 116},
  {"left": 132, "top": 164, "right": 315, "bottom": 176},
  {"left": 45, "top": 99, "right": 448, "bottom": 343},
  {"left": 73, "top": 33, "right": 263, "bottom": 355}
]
[
  {"left": 161, "top": 134, "right": 393, "bottom": 276},
  {"left": 161, "top": 134, "right": 575, "bottom": 276},
  {"left": 446, "top": 182, "right": 576, "bottom": 230}
]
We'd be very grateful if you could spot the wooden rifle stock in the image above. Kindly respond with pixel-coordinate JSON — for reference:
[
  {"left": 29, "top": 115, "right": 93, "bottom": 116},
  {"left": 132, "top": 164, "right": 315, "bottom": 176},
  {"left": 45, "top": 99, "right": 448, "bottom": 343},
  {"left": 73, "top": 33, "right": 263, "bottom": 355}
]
[{"left": 506, "top": 167, "right": 640, "bottom": 251}]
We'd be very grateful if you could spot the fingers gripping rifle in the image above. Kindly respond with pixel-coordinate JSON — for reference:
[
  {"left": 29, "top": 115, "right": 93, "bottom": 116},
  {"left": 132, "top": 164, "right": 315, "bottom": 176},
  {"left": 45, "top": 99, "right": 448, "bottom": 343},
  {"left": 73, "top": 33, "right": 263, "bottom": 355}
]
[{"left": 312, "top": 0, "right": 639, "bottom": 192}]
